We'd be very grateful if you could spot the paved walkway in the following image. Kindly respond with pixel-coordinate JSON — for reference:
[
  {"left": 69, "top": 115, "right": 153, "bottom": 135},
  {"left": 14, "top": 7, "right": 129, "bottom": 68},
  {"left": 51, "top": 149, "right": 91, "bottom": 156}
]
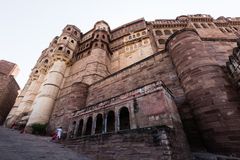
[{"left": 0, "top": 126, "right": 90, "bottom": 160}]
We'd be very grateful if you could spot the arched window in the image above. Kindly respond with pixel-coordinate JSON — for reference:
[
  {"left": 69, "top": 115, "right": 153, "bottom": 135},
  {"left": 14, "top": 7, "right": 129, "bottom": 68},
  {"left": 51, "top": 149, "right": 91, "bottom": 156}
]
[
  {"left": 208, "top": 23, "right": 215, "bottom": 28},
  {"left": 58, "top": 47, "right": 63, "bottom": 51},
  {"left": 172, "top": 29, "right": 178, "bottom": 33},
  {"left": 96, "top": 34, "right": 99, "bottom": 38},
  {"left": 67, "top": 50, "right": 71, "bottom": 55},
  {"left": 67, "top": 50, "right": 70, "bottom": 54},
  {"left": 201, "top": 23, "right": 208, "bottom": 28},
  {"left": 74, "top": 31, "right": 78, "bottom": 35},
  {"left": 155, "top": 30, "right": 163, "bottom": 36},
  {"left": 119, "top": 107, "right": 130, "bottom": 130},
  {"left": 233, "top": 27, "right": 238, "bottom": 31},
  {"left": 95, "top": 114, "right": 103, "bottom": 134},
  {"left": 101, "top": 44, "right": 104, "bottom": 49},
  {"left": 85, "top": 117, "right": 92, "bottom": 135},
  {"left": 71, "top": 40, "right": 74, "bottom": 43},
  {"left": 67, "top": 27, "right": 71, "bottom": 31},
  {"left": 220, "top": 28, "right": 226, "bottom": 33},
  {"left": 77, "top": 119, "right": 83, "bottom": 137},
  {"left": 87, "top": 51, "right": 91, "bottom": 56},
  {"left": 164, "top": 30, "right": 171, "bottom": 35},
  {"left": 158, "top": 39, "right": 166, "bottom": 45},
  {"left": 63, "top": 37, "right": 67, "bottom": 40},
  {"left": 194, "top": 23, "right": 201, "bottom": 28},
  {"left": 44, "top": 59, "right": 48, "bottom": 64},
  {"left": 225, "top": 28, "right": 232, "bottom": 33},
  {"left": 102, "top": 35, "right": 105, "bottom": 39},
  {"left": 107, "top": 111, "right": 115, "bottom": 132}
]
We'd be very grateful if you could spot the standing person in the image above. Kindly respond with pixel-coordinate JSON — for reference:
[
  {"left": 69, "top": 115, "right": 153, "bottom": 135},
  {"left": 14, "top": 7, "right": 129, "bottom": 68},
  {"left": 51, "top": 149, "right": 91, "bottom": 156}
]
[{"left": 56, "top": 127, "right": 63, "bottom": 140}]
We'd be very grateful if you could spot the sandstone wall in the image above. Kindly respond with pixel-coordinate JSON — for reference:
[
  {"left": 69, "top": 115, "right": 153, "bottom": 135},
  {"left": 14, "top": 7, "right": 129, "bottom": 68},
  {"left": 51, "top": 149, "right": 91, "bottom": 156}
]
[
  {"left": 167, "top": 29, "right": 240, "bottom": 155},
  {"left": 0, "top": 74, "right": 19, "bottom": 124},
  {"left": 64, "top": 126, "right": 191, "bottom": 160},
  {"left": 85, "top": 49, "right": 203, "bottom": 150},
  {"left": 48, "top": 82, "right": 89, "bottom": 131},
  {"left": 87, "top": 52, "right": 184, "bottom": 106}
]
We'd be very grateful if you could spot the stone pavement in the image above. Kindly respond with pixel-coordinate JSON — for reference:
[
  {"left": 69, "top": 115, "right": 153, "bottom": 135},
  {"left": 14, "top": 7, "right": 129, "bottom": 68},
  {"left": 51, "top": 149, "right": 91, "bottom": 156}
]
[{"left": 0, "top": 126, "right": 90, "bottom": 160}]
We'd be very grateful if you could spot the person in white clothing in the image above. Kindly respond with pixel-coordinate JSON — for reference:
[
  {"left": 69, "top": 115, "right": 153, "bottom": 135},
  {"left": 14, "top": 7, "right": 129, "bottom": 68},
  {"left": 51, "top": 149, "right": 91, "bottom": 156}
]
[{"left": 56, "top": 127, "right": 63, "bottom": 140}]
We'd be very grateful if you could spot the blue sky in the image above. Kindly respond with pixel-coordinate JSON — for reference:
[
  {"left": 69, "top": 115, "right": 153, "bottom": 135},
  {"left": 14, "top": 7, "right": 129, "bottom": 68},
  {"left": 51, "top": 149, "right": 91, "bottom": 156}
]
[{"left": 0, "top": 0, "right": 239, "bottom": 88}]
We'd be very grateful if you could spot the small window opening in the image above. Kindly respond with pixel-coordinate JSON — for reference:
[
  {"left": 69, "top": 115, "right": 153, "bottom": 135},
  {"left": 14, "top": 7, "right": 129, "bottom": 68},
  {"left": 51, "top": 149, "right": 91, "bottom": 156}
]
[{"left": 67, "top": 50, "right": 71, "bottom": 55}]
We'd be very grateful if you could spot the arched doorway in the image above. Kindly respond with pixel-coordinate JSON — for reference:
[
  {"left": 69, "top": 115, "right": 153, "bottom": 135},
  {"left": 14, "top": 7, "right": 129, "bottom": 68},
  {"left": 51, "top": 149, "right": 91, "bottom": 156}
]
[
  {"left": 107, "top": 111, "right": 115, "bottom": 132},
  {"left": 85, "top": 117, "right": 92, "bottom": 135},
  {"left": 95, "top": 114, "right": 103, "bottom": 134},
  {"left": 77, "top": 119, "right": 83, "bottom": 137},
  {"left": 119, "top": 107, "right": 130, "bottom": 130}
]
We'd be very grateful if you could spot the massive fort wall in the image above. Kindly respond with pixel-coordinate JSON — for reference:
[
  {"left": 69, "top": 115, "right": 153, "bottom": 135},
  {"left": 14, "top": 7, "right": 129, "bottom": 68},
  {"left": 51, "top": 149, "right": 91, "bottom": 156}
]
[{"left": 5, "top": 14, "right": 240, "bottom": 158}]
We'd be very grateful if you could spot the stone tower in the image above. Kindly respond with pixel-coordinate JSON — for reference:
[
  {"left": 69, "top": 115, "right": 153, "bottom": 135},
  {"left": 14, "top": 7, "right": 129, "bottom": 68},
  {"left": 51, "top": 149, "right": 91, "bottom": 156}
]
[
  {"left": 25, "top": 25, "right": 81, "bottom": 131},
  {"left": 167, "top": 29, "right": 240, "bottom": 154}
]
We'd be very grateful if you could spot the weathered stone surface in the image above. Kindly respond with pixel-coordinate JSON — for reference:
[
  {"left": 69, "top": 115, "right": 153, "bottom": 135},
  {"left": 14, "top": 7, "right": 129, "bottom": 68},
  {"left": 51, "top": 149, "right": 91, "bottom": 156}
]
[
  {"left": 64, "top": 126, "right": 191, "bottom": 160},
  {"left": 167, "top": 29, "right": 240, "bottom": 155},
  {"left": 0, "top": 126, "right": 89, "bottom": 160},
  {"left": 0, "top": 60, "right": 19, "bottom": 125},
  {"left": 6, "top": 14, "right": 240, "bottom": 158}
]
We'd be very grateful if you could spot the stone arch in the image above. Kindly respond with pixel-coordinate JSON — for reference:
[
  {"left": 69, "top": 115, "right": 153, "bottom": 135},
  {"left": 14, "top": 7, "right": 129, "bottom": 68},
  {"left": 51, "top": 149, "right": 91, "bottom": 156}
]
[
  {"left": 77, "top": 119, "right": 83, "bottom": 137},
  {"left": 95, "top": 114, "right": 103, "bottom": 134},
  {"left": 107, "top": 111, "right": 115, "bottom": 132},
  {"left": 119, "top": 107, "right": 130, "bottom": 130},
  {"left": 85, "top": 117, "right": 92, "bottom": 135}
]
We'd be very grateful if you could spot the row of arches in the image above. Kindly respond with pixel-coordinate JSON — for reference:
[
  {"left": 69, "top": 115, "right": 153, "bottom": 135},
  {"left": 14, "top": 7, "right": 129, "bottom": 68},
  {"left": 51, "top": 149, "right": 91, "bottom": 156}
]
[
  {"left": 155, "top": 29, "right": 178, "bottom": 36},
  {"left": 70, "top": 107, "right": 130, "bottom": 138}
]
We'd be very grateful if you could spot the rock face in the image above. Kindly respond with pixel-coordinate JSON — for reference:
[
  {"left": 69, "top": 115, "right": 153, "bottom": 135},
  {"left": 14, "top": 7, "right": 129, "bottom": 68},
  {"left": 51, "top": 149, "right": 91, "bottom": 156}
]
[
  {"left": 5, "top": 14, "right": 240, "bottom": 158},
  {"left": 0, "top": 60, "right": 19, "bottom": 125}
]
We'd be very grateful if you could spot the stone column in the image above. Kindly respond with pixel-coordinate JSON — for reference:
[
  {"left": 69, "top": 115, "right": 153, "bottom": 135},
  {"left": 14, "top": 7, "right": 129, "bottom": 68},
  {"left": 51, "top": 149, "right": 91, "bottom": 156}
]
[
  {"left": 103, "top": 113, "right": 107, "bottom": 133},
  {"left": 115, "top": 110, "right": 119, "bottom": 132},
  {"left": 26, "top": 60, "right": 67, "bottom": 131},
  {"left": 91, "top": 116, "right": 96, "bottom": 135},
  {"left": 129, "top": 102, "right": 137, "bottom": 129}
]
